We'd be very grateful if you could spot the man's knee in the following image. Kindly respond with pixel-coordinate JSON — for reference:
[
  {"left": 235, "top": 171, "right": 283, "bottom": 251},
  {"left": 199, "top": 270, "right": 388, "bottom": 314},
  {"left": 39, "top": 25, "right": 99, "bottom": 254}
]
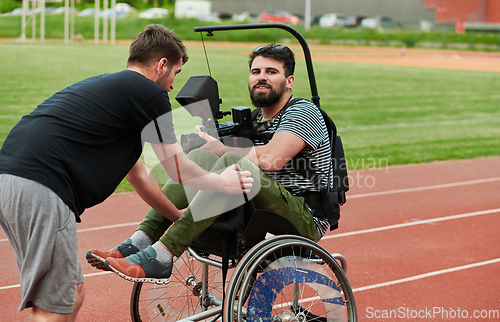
[
  {"left": 187, "top": 149, "right": 218, "bottom": 165},
  {"left": 220, "top": 151, "right": 246, "bottom": 167},
  {"left": 74, "top": 282, "right": 85, "bottom": 307}
]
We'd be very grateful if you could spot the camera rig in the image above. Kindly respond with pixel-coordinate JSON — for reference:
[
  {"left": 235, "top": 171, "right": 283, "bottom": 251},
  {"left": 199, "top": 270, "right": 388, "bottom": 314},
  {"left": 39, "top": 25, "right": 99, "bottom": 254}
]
[
  {"left": 175, "top": 23, "right": 321, "bottom": 154},
  {"left": 175, "top": 75, "right": 254, "bottom": 153},
  {"left": 175, "top": 23, "right": 349, "bottom": 229}
]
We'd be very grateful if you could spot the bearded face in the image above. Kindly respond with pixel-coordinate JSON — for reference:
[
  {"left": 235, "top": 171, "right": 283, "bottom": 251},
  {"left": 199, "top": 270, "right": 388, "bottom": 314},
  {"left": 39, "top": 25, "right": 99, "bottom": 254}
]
[{"left": 248, "top": 78, "right": 287, "bottom": 108}]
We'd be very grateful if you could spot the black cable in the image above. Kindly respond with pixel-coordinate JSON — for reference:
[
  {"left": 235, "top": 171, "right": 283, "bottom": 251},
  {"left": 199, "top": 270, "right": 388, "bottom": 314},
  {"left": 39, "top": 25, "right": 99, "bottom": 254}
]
[{"left": 200, "top": 32, "right": 212, "bottom": 77}]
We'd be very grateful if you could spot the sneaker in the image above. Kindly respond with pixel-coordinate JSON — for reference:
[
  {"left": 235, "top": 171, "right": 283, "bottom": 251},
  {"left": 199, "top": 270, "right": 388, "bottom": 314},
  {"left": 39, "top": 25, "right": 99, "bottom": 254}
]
[
  {"left": 105, "top": 246, "right": 172, "bottom": 284},
  {"left": 86, "top": 238, "right": 140, "bottom": 271}
]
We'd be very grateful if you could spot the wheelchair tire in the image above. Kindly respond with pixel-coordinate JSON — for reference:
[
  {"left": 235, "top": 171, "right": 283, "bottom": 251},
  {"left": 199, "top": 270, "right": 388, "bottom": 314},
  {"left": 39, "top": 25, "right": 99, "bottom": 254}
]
[
  {"left": 224, "top": 235, "right": 357, "bottom": 322},
  {"left": 130, "top": 250, "right": 226, "bottom": 322}
]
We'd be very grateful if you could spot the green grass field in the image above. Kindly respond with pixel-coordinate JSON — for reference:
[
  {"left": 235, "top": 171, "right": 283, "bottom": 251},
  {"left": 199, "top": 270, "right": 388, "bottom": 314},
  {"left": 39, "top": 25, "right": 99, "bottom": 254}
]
[{"left": 1, "top": 41, "right": 499, "bottom": 192}]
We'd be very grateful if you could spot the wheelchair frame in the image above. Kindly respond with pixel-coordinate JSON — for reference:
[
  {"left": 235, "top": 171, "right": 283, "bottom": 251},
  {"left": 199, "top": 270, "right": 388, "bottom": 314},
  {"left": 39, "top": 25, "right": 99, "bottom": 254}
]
[
  {"left": 130, "top": 23, "right": 357, "bottom": 322},
  {"left": 130, "top": 232, "right": 356, "bottom": 322}
]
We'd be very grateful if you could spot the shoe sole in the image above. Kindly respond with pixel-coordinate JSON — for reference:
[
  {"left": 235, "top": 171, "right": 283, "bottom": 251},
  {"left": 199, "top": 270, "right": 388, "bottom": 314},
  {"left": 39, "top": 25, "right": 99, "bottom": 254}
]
[
  {"left": 86, "top": 251, "right": 112, "bottom": 272},
  {"left": 105, "top": 260, "right": 171, "bottom": 285}
]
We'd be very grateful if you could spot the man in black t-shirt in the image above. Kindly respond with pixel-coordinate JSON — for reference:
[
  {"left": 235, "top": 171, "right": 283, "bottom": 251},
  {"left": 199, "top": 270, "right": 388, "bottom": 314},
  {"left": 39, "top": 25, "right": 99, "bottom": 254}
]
[
  {"left": 0, "top": 24, "right": 253, "bottom": 321},
  {"left": 87, "top": 44, "right": 334, "bottom": 287}
]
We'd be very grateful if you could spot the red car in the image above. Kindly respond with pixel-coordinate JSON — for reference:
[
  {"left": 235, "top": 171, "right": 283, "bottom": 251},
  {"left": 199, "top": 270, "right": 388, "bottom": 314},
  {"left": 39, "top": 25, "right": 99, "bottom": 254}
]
[{"left": 257, "top": 10, "right": 301, "bottom": 25}]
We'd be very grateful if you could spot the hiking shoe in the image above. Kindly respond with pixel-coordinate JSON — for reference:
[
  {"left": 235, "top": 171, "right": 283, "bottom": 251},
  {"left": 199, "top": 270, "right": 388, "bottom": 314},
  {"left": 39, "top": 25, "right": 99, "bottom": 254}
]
[
  {"left": 105, "top": 246, "right": 172, "bottom": 284},
  {"left": 86, "top": 238, "right": 140, "bottom": 271}
]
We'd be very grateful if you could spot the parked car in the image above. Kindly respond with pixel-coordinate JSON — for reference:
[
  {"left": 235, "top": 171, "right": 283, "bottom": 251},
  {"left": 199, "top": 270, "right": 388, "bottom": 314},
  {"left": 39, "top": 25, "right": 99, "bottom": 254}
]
[
  {"left": 115, "top": 3, "right": 135, "bottom": 13},
  {"left": 4, "top": 7, "right": 54, "bottom": 15},
  {"left": 257, "top": 10, "right": 301, "bottom": 25},
  {"left": 100, "top": 3, "right": 134, "bottom": 18},
  {"left": 7, "top": 8, "right": 27, "bottom": 15},
  {"left": 51, "top": 7, "right": 79, "bottom": 15},
  {"left": 361, "top": 16, "right": 401, "bottom": 30},
  {"left": 78, "top": 8, "right": 100, "bottom": 17},
  {"left": 344, "top": 15, "right": 366, "bottom": 28},
  {"left": 100, "top": 10, "right": 128, "bottom": 18},
  {"left": 319, "top": 13, "right": 346, "bottom": 28},
  {"left": 139, "top": 8, "right": 169, "bottom": 19}
]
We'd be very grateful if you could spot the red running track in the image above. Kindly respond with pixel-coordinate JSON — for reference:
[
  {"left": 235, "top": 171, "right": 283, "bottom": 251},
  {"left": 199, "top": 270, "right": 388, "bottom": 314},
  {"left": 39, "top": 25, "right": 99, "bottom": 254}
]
[{"left": 1, "top": 157, "right": 499, "bottom": 321}]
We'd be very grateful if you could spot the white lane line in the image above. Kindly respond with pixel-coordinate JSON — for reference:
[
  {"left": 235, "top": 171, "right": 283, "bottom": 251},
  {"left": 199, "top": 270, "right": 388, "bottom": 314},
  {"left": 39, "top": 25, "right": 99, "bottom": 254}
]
[
  {"left": 3, "top": 259, "right": 500, "bottom": 293},
  {"left": 323, "top": 208, "right": 500, "bottom": 240},
  {"left": 77, "top": 222, "right": 142, "bottom": 233},
  {"left": 0, "top": 222, "right": 141, "bottom": 243},
  {"left": 0, "top": 271, "right": 113, "bottom": 290},
  {"left": 348, "top": 177, "right": 500, "bottom": 199},
  {"left": 353, "top": 258, "right": 500, "bottom": 293},
  {"left": 3, "top": 214, "right": 499, "bottom": 291},
  {"left": 2, "top": 178, "right": 498, "bottom": 243},
  {"left": 272, "top": 258, "right": 500, "bottom": 308}
]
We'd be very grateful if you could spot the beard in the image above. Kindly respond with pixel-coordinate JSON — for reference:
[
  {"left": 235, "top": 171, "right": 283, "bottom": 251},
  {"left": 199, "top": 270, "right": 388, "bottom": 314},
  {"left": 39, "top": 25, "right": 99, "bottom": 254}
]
[{"left": 249, "top": 79, "right": 286, "bottom": 108}]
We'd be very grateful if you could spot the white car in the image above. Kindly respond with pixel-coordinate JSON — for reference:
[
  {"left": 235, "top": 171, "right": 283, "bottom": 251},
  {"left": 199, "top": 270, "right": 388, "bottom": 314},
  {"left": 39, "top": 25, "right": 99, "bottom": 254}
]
[
  {"left": 78, "top": 8, "right": 100, "bottom": 17},
  {"left": 51, "top": 7, "right": 79, "bottom": 15},
  {"left": 115, "top": 3, "right": 135, "bottom": 13},
  {"left": 139, "top": 8, "right": 169, "bottom": 19},
  {"left": 100, "top": 3, "right": 134, "bottom": 18},
  {"left": 319, "top": 13, "right": 346, "bottom": 28},
  {"left": 361, "top": 16, "right": 400, "bottom": 30}
]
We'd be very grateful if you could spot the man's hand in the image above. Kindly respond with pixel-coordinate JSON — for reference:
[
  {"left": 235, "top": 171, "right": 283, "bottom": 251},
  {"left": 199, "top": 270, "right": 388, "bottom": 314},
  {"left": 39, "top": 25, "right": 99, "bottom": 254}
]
[
  {"left": 196, "top": 126, "right": 225, "bottom": 156},
  {"left": 219, "top": 164, "right": 254, "bottom": 194}
]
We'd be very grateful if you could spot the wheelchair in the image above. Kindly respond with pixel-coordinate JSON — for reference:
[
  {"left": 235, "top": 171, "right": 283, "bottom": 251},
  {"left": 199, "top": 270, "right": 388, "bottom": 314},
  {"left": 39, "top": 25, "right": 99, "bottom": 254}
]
[
  {"left": 130, "top": 23, "right": 357, "bottom": 322},
  {"left": 129, "top": 205, "right": 357, "bottom": 322}
]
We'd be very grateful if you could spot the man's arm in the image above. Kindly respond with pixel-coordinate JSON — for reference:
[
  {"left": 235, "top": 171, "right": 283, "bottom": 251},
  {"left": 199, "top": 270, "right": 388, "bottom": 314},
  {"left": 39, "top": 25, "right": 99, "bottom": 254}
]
[
  {"left": 126, "top": 159, "right": 182, "bottom": 222},
  {"left": 253, "top": 131, "right": 306, "bottom": 172},
  {"left": 151, "top": 142, "right": 253, "bottom": 194},
  {"left": 197, "top": 129, "right": 306, "bottom": 172}
]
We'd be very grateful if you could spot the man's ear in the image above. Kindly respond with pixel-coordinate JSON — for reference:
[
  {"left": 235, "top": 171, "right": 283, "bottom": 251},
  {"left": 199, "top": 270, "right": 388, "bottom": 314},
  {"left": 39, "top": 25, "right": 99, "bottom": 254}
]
[
  {"left": 286, "top": 75, "right": 295, "bottom": 89},
  {"left": 157, "top": 57, "right": 169, "bottom": 75}
]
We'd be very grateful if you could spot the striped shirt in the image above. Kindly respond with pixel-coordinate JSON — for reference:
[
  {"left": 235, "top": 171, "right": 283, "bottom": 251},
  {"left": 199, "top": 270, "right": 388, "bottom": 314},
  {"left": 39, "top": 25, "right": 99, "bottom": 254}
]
[{"left": 254, "top": 98, "right": 333, "bottom": 238}]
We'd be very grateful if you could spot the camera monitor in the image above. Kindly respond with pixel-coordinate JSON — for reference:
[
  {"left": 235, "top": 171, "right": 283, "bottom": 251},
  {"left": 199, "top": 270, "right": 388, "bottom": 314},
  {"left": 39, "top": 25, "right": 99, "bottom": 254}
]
[{"left": 175, "top": 76, "right": 220, "bottom": 120}]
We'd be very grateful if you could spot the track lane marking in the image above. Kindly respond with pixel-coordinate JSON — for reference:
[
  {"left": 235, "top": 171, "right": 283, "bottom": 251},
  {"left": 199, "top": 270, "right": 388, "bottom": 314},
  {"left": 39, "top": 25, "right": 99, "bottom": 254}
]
[
  {"left": 0, "top": 222, "right": 142, "bottom": 243},
  {"left": 348, "top": 177, "right": 500, "bottom": 199},
  {"left": 0, "top": 271, "right": 113, "bottom": 290},
  {"left": 1, "top": 210, "right": 499, "bottom": 291},
  {"left": 322, "top": 208, "right": 500, "bottom": 240},
  {"left": 77, "top": 222, "right": 142, "bottom": 233},
  {"left": 353, "top": 258, "right": 500, "bottom": 292},
  {"left": 2, "top": 178, "right": 499, "bottom": 243},
  {"left": 255, "top": 258, "right": 500, "bottom": 309}
]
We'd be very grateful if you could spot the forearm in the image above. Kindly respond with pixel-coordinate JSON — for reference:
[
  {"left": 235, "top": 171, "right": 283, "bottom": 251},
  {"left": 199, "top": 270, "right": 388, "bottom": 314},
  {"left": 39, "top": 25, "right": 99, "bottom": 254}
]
[
  {"left": 126, "top": 160, "right": 182, "bottom": 222},
  {"left": 219, "top": 144, "right": 285, "bottom": 172},
  {"left": 197, "top": 130, "right": 302, "bottom": 172},
  {"left": 152, "top": 143, "right": 253, "bottom": 195},
  {"left": 153, "top": 143, "right": 224, "bottom": 191}
]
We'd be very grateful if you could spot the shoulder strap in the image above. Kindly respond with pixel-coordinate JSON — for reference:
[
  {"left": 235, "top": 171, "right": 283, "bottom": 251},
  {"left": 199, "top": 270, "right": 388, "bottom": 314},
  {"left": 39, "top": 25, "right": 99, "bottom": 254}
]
[
  {"left": 251, "top": 97, "right": 302, "bottom": 144},
  {"left": 251, "top": 107, "right": 261, "bottom": 121}
]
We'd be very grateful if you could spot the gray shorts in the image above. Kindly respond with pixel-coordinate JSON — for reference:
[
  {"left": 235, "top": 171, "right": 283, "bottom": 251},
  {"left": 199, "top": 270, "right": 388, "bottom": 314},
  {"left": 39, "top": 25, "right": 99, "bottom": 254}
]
[{"left": 0, "top": 174, "right": 85, "bottom": 314}]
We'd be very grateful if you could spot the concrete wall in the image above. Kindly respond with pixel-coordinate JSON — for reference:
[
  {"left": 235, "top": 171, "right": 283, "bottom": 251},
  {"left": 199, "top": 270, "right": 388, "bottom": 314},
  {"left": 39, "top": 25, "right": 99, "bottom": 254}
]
[{"left": 212, "top": 0, "right": 436, "bottom": 23}]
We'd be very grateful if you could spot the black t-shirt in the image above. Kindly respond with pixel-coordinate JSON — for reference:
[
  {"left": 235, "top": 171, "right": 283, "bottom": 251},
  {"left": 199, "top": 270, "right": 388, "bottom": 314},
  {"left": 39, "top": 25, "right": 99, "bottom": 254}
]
[{"left": 0, "top": 70, "right": 176, "bottom": 221}]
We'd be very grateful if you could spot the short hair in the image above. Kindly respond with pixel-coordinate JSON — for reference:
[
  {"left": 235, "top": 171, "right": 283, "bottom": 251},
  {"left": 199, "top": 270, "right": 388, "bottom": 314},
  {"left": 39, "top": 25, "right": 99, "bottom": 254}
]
[
  {"left": 128, "top": 24, "right": 188, "bottom": 68},
  {"left": 248, "top": 43, "right": 295, "bottom": 77}
]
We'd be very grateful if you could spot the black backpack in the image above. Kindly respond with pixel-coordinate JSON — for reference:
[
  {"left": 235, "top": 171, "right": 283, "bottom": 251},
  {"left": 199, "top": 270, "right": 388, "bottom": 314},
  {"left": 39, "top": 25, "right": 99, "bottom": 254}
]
[{"left": 251, "top": 98, "right": 349, "bottom": 230}]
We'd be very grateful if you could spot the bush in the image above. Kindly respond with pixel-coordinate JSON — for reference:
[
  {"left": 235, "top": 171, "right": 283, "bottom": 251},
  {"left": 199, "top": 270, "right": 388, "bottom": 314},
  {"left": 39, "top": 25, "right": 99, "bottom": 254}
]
[
  {"left": 1, "top": 14, "right": 499, "bottom": 51},
  {"left": 0, "top": 0, "right": 19, "bottom": 15}
]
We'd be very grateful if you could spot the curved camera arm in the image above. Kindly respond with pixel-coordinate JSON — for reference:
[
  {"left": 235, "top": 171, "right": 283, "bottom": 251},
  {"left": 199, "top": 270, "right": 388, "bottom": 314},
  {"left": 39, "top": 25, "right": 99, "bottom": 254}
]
[{"left": 194, "top": 23, "right": 321, "bottom": 108}]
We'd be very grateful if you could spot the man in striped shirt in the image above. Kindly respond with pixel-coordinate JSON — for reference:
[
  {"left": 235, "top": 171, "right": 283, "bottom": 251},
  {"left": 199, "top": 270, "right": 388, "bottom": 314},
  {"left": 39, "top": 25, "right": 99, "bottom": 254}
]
[{"left": 87, "top": 43, "right": 334, "bottom": 283}]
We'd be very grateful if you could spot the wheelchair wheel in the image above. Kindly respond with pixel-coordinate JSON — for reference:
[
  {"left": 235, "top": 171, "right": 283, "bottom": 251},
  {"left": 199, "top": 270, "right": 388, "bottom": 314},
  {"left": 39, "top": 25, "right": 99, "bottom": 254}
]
[
  {"left": 130, "top": 250, "right": 227, "bottom": 322},
  {"left": 224, "top": 235, "right": 357, "bottom": 322}
]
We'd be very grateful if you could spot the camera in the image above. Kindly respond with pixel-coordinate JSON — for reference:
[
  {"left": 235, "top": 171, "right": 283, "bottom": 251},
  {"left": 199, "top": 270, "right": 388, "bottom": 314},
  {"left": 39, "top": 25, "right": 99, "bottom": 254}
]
[{"left": 176, "top": 76, "right": 254, "bottom": 153}]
